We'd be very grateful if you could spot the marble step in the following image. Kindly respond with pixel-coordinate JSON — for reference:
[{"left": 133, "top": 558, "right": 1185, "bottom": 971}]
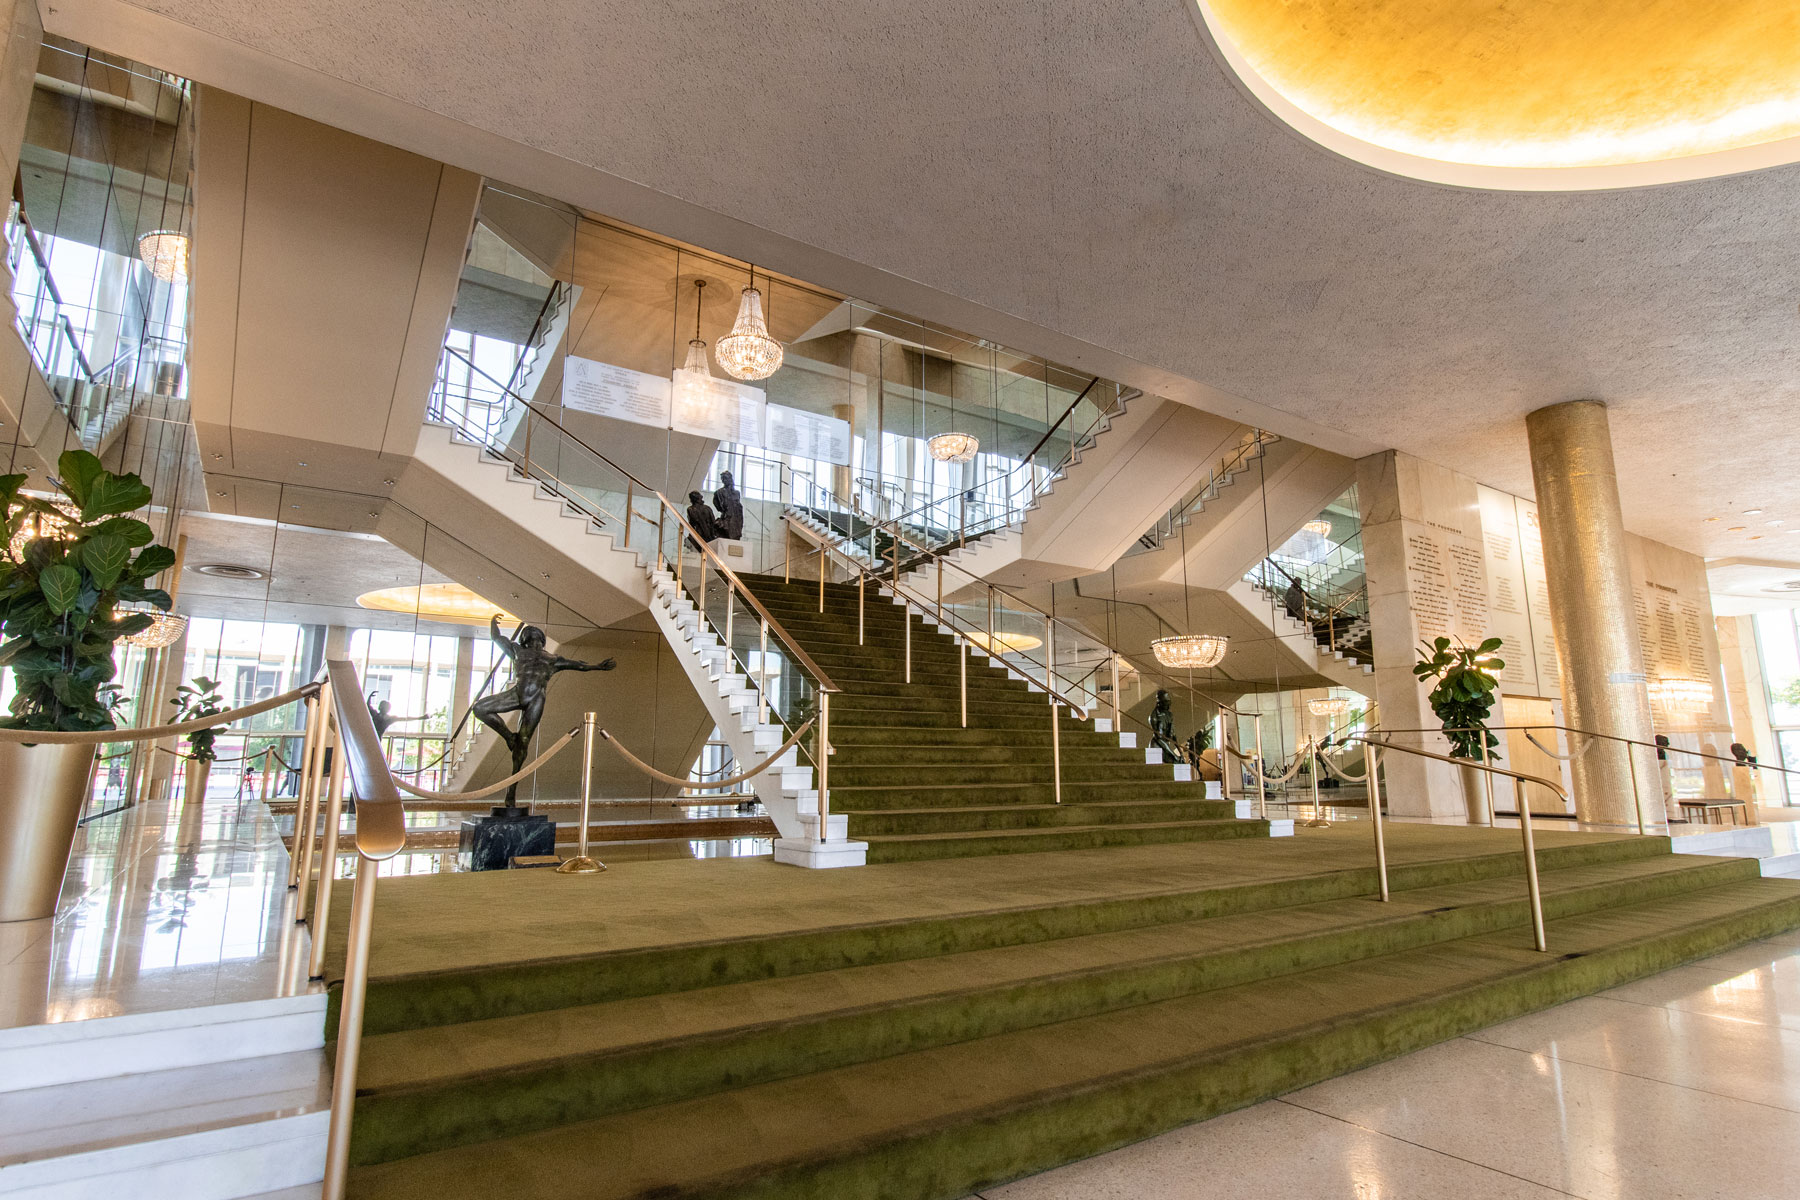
[{"left": 0, "top": 1049, "right": 330, "bottom": 1199}]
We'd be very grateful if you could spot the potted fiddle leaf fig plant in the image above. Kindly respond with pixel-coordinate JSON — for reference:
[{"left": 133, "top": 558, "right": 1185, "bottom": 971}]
[
  {"left": 1413, "top": 635, "right": 1504, "bottom": 822},
  {"left": 171, "top": 676, "right": 226, "bottom": 800},
  {"left": 0, "top": 449, "right": 175, "bottom": 921}
]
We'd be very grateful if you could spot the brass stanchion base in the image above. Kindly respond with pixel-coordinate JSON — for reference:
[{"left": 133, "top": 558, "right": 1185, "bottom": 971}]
[{"left": 555, "top": 855, "right": 607, "bottom": 874}]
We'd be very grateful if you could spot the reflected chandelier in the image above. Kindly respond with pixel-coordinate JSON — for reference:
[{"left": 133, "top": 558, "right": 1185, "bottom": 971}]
[
  {"left": 7, "top": 498, "right": 78, "bottom": 560},
  {"left": 123, "top": 610, "right": 188, "bottom": 649},
  {"left": 136, "top": 230, "right": 190, "bottom": 284},
  {"left": 1151, "top": 633, "right": 1229, "bottom": 669},
  {"left": 927, "top": 432, "right": 980, "bottom": 463},
  {"left": 1307, "top": 696, "right": 1350, "bottom": 716},
  {"left": 681, "top": 278, "right": 711, "bottom": 376},
  {"left": 715, "top": 266, "right": 783, "bottom": 381}
]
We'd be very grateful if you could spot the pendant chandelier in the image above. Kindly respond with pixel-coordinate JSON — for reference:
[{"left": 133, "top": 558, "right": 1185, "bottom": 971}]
[
  {"left": 1307, "top": 695, "right": 1350, "bottom": 716},
  {"left": 1152, "top": 486, "right": 1229, "bottom": 669},
  {"left": 681, "top": 279, "right": 711, "bottom": 376},
  {"left": 715, "top": 266, "right": 783, "bottom": 381},
  {"left": 122, "top": 610, "right": 188, "bottom": 649},
  {"left": 1302, "top": 518, "right": 1332, "bottom": 538},
  {"left": 1152, "top": 633, "right": 1229, "bottom": 669},
  {"left": 7, "top": 498, "right": 78, "bottom": 560},
  {"left": 927, "top": 350, "right": 979, "bottom": 462},
  {"left": 136, "top": 230, "right": 190, "bottom": 284}
]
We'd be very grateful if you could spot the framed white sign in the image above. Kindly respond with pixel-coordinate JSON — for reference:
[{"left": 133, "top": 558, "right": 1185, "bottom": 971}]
[{"left": 561, "top": 357, "right": 671, "bottom": 428}]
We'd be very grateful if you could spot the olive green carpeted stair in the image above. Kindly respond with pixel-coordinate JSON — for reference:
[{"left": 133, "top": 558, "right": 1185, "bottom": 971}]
[
  {"left": 738, "top": 574, "right": 1250, "bottom": 861},
  {"left": 338, "top": 832, "right": 1800, "bottom": 1199}
]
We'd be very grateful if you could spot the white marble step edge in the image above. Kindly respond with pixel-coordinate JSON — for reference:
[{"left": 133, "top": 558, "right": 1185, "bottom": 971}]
[
  {"left": 0, "top": 1049, "right": 328, "bottom": 1199},
  {"left": 0, "top": 992, "right": 326, "bottom": 1093}
]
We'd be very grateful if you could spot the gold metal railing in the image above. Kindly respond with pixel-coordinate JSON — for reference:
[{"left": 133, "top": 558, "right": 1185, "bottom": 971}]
[
  {"left": 1355, "top": 734, "right": 1557, "bottom": 951},
  {"left": 1377, "top": 722, "right": 1800, "bottom": 834},
  {"left": 316, "top": 658, "right": 408, "bottom": 1200}
]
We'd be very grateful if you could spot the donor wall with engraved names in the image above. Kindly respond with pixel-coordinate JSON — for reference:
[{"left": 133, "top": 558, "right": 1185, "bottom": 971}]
[{"left": 1358, "top": 450, "right": 1728, "bottom": 817}]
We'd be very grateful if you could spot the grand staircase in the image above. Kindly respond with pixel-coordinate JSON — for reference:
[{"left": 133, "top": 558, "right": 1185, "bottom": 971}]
[
  {"left": 737, "top": 575, "right": 1262, "bottom": 861},
  {"left": 333, "top": 828, "right": 1800, "bottom": 1200}
]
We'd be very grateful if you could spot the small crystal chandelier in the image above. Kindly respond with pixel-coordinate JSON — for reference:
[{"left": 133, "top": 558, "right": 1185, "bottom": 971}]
[
  {"left": 1154, "top": 497, "right": 1229, "bottom": 670},
  {"left": 680, "top": 279, "right": 711, "bottom": 376},
  {"left": 715, "top": 266, "right": 783, "bottom": 381},
  {"left": 1302, "top": 519, "right": 1332, "bottom": 538},
  {"left": 136, "top": 230, "right": 190, "bottom": 284},
  {"left": 927, "top": 432, "right": 980, "bottom": 463},
  {"left": 7, "top": 498, "right": 78, "bottom": 560},
  {"left": 928, "top": 355, "right": 979, "bottom": 462},
  {"left": 123, "top": 610, "right": 188, "bottom": 649},
  {"left": 1151, "top": 633, "right": 1229, "bottom": 669},
  {"left": 1307, "top": 695, "right": 1350, "bottom": 716}
]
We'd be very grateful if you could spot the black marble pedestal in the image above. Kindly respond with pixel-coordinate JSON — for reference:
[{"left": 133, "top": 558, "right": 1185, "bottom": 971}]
[{"left": 458, "top": 806, "right": 556, "bottom": 872}]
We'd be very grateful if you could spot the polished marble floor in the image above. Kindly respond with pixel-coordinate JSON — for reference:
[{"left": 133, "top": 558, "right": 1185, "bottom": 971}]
[
  {"left": 0, "top": 784, "right": 316, "bottom": 1029},
  {"left": 968, "top": 929, "right": 1800, "bottom": 1199}
]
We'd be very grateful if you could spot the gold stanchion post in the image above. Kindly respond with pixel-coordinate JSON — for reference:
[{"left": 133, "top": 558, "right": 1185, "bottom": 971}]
[
  {"left": 558, "top": 713, "right": 606, "bottom": 874},
  {"left": 307, "top": 751, "right": 349, "bottom": 978},
  {"left": 1365, "top": 741, "right": 1389, "bottom": 901}
]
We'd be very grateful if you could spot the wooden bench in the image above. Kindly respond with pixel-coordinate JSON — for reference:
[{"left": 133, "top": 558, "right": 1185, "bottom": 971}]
[{"left": 1678, "top": 799, "right": 1751, "bottom": 826}]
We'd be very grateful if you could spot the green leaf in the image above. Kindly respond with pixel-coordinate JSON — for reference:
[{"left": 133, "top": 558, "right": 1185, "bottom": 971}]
[
  {"left": 55, "top": 450, "right": 104, "bottom": 508},
  {"left": 1432, "top": 637, "right": 1451, "bottom": 652},
  {"left": 1477, "top": 636, "right": 1504, "bottom": 654},
  {"left": 38, "top": 563, "right": 80, "bottom": 614},
  {"left": 77, "top": 535, "right": 131, "bottom": 589},
  {"left": 130, "top": 545, "right": 176, "bottom": 580},
  {"left": 81, "top": 473, "right": 153, "bottom": 521},
  {"left": 89, "top": 517, "right": 155, "bottom": 547}
]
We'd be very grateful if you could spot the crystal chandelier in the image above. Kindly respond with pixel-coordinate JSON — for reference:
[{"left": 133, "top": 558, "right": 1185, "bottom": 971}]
[
  {"left": 715, "top": 267, "right": 783, "bottom": 381},
  {"left": 7, "top": 498, "right": 78, "bottom": 560},
  {"left": 1151, "top": 633, "right": 1229, "bottom": 669},
  {"left": 136, "top": 230, "right": 190, "bottom": 284},
  {"left": 927, "top": 432, "right": 980, "bottom": 463},
  {"left": 1307, "top": 696, "right": 1350, "bottom": 716},
  {"left": 680, "top": 279, "right": 711, "bottom": 377},
  {"left": 1648, "top": 676, "right": 1714, "bottom": 714},
  {"left": 1302, "top": 519, "right": 1332, "bottom": 538},
  {"left": 123, "top": 610, "right": 188, "bottom": 649}
]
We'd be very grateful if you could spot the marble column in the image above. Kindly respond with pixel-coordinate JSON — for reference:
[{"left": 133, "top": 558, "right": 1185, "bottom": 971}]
[{"left": 1525, "top": 400, "right": 1661, "bottom": 830}]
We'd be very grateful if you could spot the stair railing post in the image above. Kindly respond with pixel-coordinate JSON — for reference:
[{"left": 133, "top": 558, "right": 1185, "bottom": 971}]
[
  {"left": 321, "top": 853, "right": 379, "bottom": 1200},
  {"left": 287, "top": 692, "right": 320, "bottom": 887},
  {"left": 295, "top": 689, "right": 332, "bottom": 919},
  {"left": 259, "top": 747, "right": 272, "bottom": 803},
  {"left": 1304, "top": 737, "right": 1328, "bottom": 827},
  {"left": 657, "top": 504, "right": 667, "bottom": 575},
  {"left": 557, "top": 713, "right": 604, "bottom": 874},
  {"left": 724, "top": 588, "right": 734, "bottom": 657},
  {"left": 1518, "top": 779, "right": 1547, "bottom": 951},
  {"left": 624, "top": 482, "right": 634, "bottom": 549},
  {"left": 1477, "top": 733, "right": 1497, "bottom": 826},
  {"left": 817, "top": 691, "right": 831, "bottom": 841},
  {"left": 1253, "top": 714, "right": 1268, "bottom": 819},
  {"left": 1050, "top": 695, "right": 1062, "bottom": 805},
  {"left": 904, "top": 600, "right": 912, "bottom": 683},
  {"left": 817, "top": 544, "right": 825, "bottom": 612},
  {"left": 960, "top": 639, "right": 968, "bottom": 728},
  {"left": 1110, "top": 655, "right": 1121, "bottom": 731},
  {"left": 1365, "top": 741, "right": 1389, "bottom": 901},
  {"left": 759, "top": 621, "right": 771, "bottom": 726},
  {"left": 306, "top": 748, "right": 350, "bottom": 978}
]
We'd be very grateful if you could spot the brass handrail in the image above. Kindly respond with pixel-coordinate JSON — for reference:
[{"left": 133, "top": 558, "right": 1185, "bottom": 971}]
[
  {"left": 1380, "top": 723, "right": 1800, "bottom": 780},
  {"left": 1355, "top": 734, "right": 1552, "bottom": 951},
  {"left": 318, "top": 658, "right": 409, "bottom": 1200}
]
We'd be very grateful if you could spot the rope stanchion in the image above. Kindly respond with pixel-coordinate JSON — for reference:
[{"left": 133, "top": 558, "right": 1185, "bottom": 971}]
[
  {"left": 597, "top": 720, "right": 814, "bottom": 789},
  {"left": 1320, "top": 747, "right": 1381, "bottom": 783},
  {"left": 1525, "top": 730, "right": 1597, "bottom": 763},
  {"left": 0, "top": 682, "right": 322, "bottom": 744},
  {"left": 390, "top": 727, "right": 582, "bottom": 801}
]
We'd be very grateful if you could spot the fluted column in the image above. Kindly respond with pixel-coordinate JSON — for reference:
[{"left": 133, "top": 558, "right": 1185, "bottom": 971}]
[{"left": 1525, "top": 400, "right": 1661, "bottom": 830}]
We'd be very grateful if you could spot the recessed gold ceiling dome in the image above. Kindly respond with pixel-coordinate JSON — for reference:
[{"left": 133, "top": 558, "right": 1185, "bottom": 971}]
[{"left": 1197, "top": 0, "right": 1800, "bottom": 188}]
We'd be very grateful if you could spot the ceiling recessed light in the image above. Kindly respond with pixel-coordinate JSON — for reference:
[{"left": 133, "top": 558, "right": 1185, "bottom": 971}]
[
  {"left": 1750, "top": 535, "right": 1765, "bottom": 541},
  {"left": 1705, "top": 517, "right": 1720, "bottom": 522},
  {"left": 1728, "top": 526, "right": 1746, "bottom": 531},
  {"left": 194, "top": 563, "right": 267, "bottom": 580},
  {"left": 297, "top": 461, "right": 309, "bottom": 467},
  {"left": 1744, "top": 509, "right": 1764, "bottom": 515}
]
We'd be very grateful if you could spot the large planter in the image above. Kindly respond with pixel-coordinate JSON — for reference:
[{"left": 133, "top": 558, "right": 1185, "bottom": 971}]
[
  {"left": 186, "top": 758, "right": 212, "bottom": 801},
  {"left": 0, "top": 740, "right": 99, "bottom": 922},
  {"left": 1459, "top": 761, "right": 1492, "bottom": 825}
]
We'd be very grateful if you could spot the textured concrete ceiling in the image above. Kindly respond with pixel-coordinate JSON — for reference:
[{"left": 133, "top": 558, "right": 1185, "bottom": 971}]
[{"left": 50, "top": 0, "right": 1800, "bottom": 566}]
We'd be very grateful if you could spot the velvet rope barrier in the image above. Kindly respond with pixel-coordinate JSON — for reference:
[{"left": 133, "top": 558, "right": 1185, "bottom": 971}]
[
  {"left": 0, "top": 682, "right": 323, "bottom": 744},
  {"left": 389, "top": 726, "right": 583, "bottom": 801},
  {"left": 596, "top": 719, "right": 815, "bottom": 789}
]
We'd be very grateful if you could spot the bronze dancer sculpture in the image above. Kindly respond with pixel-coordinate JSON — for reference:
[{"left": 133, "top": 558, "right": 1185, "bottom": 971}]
[{"left": 473, "top": 615, "right": 615, "bottom": 804}]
